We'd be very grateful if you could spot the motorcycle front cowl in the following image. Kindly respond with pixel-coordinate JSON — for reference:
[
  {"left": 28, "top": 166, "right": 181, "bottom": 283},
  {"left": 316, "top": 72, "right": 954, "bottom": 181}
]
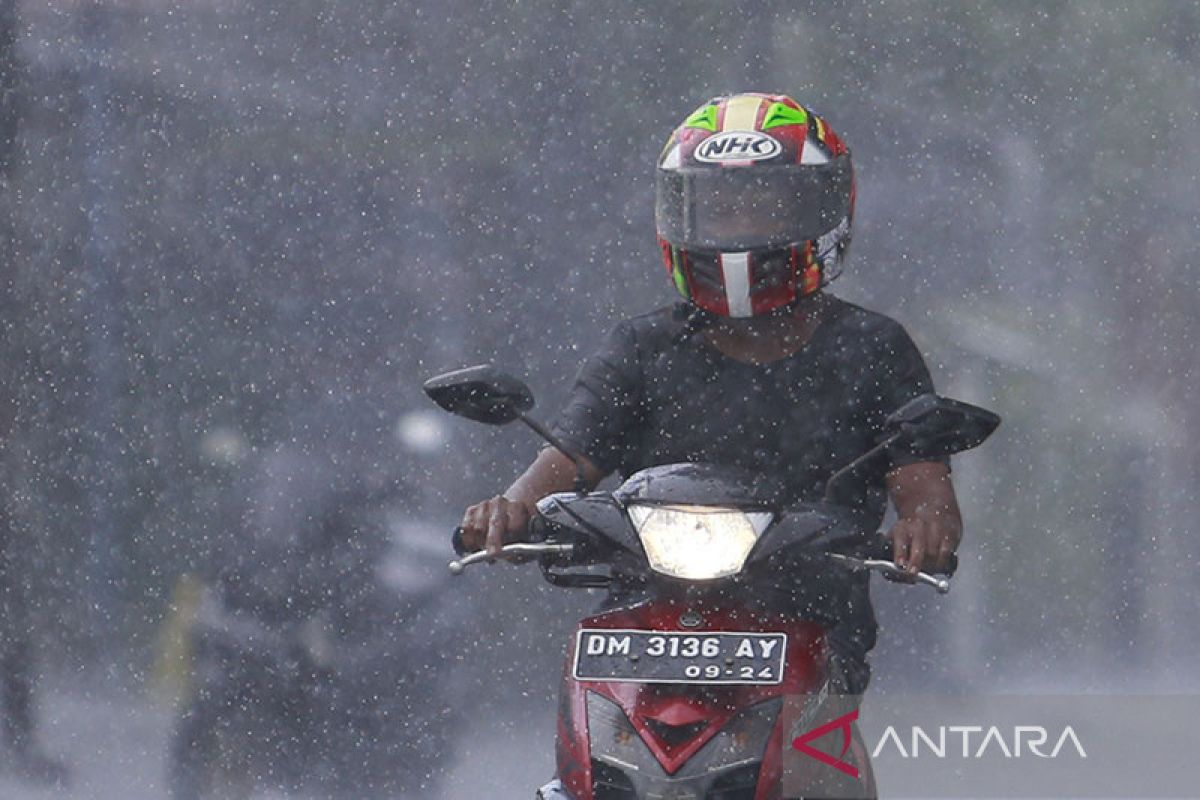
[{"left": 534, "top": 463, "right": 868, "bottom": 590}]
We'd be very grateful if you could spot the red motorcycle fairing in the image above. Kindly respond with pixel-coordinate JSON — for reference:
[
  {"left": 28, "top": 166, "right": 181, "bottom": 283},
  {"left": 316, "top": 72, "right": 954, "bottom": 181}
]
[{"left": 554, "top": 598, "right": 850, "bottom": 800}]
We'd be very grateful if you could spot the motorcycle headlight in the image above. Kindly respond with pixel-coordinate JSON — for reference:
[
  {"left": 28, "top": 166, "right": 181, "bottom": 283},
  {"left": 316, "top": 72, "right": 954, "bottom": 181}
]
[{"left": 626, "top": 503, "right": 773, "bottom": 581}]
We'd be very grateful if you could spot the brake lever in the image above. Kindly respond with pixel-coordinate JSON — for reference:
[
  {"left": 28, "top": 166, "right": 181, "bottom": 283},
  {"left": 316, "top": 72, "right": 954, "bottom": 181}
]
[
  {"left": 826, "top": 553, "right": 950, "bottom": 594},
  {"left": 448, "top": 542, "right": 576, "bottom": 576}
]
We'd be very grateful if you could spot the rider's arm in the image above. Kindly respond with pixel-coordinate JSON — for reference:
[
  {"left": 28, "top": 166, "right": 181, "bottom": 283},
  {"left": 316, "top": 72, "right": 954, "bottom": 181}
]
[
  {"left": 459, "top": 447, "right": 606, "bottom": 557},
  {"left": 885, "top": 461, "right": 961, "bottom": 575},
  {"left": 461, "top": 321, "right": 642, "bottom": 557}
]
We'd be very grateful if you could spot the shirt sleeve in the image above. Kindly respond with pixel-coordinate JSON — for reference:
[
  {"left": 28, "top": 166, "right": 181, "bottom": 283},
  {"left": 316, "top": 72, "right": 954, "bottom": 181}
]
[
  {"left": 872, "top": 321, "right": 950, "bottom": 471},
  {"left": 550, "top": 321, "right": 644, "bottom": 476}
]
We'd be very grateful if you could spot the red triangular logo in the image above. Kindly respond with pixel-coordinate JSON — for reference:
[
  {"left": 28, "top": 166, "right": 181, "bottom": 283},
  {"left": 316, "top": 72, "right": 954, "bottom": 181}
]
[{"left": 790, "top": 708, "right": 860, "bottom": 779}]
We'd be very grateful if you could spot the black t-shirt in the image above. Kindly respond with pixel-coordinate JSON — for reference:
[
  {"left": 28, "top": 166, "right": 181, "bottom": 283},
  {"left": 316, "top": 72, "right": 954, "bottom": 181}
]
[
  {"left": 550, "top": 295, "right": 943, "bottom": 662},
  {"left": 554, "top": 296, "right": 939, "bottom": 519}
]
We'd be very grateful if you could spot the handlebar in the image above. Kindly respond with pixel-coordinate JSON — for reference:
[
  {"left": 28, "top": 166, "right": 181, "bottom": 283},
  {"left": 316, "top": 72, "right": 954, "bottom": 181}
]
[
  {"left": 447, "top": 542, "right": 576, "bottom": 575},
  {"left": 826, "top": 553, "right": 951, "bottom": 594},
  {"left": 447, "top": 538, "right": 951, "bottom": 594}
]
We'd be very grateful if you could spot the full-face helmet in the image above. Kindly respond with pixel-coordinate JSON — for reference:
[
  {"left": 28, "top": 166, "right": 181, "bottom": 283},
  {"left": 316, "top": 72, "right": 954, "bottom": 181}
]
[{"left": 655, "top": 93, "right": 855, "bottom": 317}]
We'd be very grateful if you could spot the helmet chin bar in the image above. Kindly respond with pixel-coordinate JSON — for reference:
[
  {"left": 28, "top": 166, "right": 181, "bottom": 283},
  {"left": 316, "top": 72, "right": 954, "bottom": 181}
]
[
  {"left": 713, "top": 295, "right": 826, "bottom": 330},
  {"left": 682, "top": 245, "right": 806, "bottom": 319}
]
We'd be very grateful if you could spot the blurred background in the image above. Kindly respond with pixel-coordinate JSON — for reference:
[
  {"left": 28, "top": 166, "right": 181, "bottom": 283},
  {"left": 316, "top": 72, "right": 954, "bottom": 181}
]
[{"left": 1, "top": 0, "right": 1198, "bottom": 797}]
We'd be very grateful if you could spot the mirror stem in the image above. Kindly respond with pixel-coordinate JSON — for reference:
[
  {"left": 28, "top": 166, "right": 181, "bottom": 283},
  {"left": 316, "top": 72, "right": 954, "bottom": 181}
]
[
  {"left": 516, "top": 413, "right": 589, "bottom": 493},
  {"left": 823, "top": 433, "right": 899, "bottom": 503}
]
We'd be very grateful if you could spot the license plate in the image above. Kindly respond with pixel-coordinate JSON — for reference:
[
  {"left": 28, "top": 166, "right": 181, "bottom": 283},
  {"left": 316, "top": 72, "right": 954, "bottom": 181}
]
[{"left": 572, "top": 629, "right": 787, "bottom": 685}]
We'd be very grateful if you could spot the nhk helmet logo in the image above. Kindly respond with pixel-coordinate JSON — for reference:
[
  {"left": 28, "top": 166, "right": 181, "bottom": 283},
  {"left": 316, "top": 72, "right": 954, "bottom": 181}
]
[{"left": 694, "top": 131, "right": 781, "bottom": 163}]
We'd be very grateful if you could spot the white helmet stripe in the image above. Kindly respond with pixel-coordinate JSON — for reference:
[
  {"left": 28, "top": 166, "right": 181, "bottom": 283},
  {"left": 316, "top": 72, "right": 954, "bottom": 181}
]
[{"left": 719, "top": 252, "right": 753, "bottom": 318}]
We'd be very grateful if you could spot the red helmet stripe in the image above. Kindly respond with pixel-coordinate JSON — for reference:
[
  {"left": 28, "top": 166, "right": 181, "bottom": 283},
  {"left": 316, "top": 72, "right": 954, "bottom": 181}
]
[{"left": 753, "top": 97, "right": 770, "bottom": 129}]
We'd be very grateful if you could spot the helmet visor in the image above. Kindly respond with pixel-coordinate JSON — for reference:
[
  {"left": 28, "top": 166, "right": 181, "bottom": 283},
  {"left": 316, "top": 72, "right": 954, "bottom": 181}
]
[{"left": 656, "top": 158, "right": 852, "bottom": 250}]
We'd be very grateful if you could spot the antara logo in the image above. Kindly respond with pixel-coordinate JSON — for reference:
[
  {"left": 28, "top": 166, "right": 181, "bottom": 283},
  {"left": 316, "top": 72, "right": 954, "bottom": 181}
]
[
  {"left": 872, "top": 725, "right": 1087, "bottom": 759},
  {"left": 791, "top": 709, "right": 861, "bottom": 779},
  {"left": 791, "top": 713, "right": 1088, "bottom": 777},
  {"left": 694, "top": 131, "right": 781, "bottom": 163}
]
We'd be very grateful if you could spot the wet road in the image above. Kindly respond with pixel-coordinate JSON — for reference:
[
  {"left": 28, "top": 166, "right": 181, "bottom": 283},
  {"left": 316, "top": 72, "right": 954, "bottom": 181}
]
[{"left": 0, "top": 683, "right": 553, "bottom": 799}]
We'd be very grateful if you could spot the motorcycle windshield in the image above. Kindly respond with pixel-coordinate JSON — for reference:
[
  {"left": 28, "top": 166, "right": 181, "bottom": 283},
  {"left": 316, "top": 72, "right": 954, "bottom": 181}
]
[
  {"left": 612, "top": 463, "right": 869, "bottom": 564},
  {"left": 613, "top": 463, "right": 784, "bottom": 509}
]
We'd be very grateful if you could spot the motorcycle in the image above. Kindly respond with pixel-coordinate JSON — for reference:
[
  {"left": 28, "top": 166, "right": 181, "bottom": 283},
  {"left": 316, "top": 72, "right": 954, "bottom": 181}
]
[
  {"left": 167, "top": 457, "right": 465, "bottom": 800},
  {"left": 425, "top": 365, "right": 998, "bottom": 799}
]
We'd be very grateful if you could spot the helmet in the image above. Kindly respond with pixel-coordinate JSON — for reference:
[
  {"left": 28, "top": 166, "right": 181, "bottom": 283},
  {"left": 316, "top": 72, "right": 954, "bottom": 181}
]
[{"left": 655, "top": 93, "right": 855, "bottom": 318}]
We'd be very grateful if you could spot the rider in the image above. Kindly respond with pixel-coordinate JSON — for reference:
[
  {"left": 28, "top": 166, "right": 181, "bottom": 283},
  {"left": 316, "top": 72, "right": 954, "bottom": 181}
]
[{"left": 458, "top": 92, "right": 961, "bottom": 692}]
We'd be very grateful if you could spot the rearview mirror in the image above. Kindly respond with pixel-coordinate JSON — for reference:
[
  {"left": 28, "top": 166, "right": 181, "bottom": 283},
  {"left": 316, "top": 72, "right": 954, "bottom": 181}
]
[
  {"left": 424, "top": 365, "right": 590, "bottom": 492},
  {"left": 884, "top": 394, "right": 1000, "bottom": 460},
  {"left": 422, "top": 365, "right": 534, "bottom": 425}
]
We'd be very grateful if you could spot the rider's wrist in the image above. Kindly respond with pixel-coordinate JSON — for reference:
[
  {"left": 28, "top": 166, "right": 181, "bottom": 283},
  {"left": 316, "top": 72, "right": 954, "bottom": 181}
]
[{"left": 501, "top": 493, "right": 537, "bottom": 516}]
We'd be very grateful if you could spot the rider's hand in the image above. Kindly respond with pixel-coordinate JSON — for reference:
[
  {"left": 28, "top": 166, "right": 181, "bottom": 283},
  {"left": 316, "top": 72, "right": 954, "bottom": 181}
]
[
  {"left": 885, "top": 461, "right": 962, "bottom": 577},
  {"left": 889, "top": 512, "right": 960, "bottom": 576},
  {"left": 459, "top": 495, "right": 536, "bottom": 558}
]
